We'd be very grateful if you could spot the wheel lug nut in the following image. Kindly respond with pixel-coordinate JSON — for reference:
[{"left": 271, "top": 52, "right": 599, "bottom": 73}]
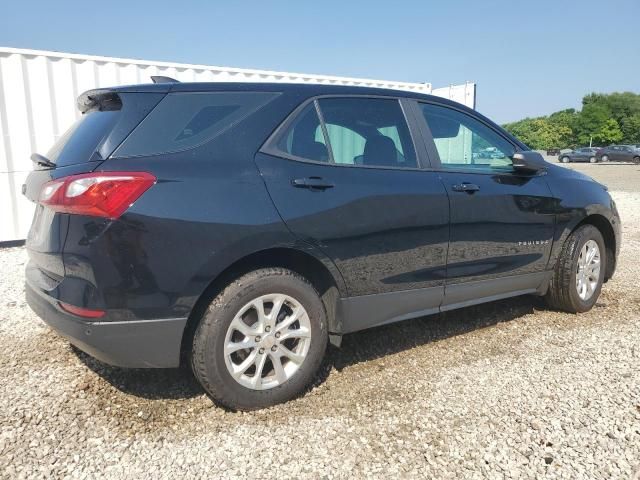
[
  {"left": 255, "top": 336, "right": 261, "bottom": 342},
  {"left": 271, "top": 345, "right": 277, "bottom": 352},
  {"left": 265, "top": 326, "right": 271, "bottom": 332},
  {"left": 259, "top": 348, "right": 265, "bottom": 354},
  {"left": 275, "top": 332, "right": 281, "bottom": 338}
]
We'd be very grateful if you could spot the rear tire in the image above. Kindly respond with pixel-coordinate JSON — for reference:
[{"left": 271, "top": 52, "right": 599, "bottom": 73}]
[
  {"left": 601, "top": 154, "right": 609, "bottom": 162},
  {"left": 633, "top": 156, "right": 640, "bottom": 165},
  {"left": 191, "top": 268, "right": 328, "bottom": 410},
  {"left": 545, "top": 225, "right": 606, "bottom": 313},
  {"left": 589, "top": 156, "right": 597, "bottom": 163}
]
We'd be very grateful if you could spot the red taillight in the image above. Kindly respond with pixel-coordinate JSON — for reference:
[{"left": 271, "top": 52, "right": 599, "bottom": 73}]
[
  {"left": 39, "top": 171, "right": 156, "bottom": 219},
  {"left": 59, "top": 302, "right": 106, "bottom": 319}
]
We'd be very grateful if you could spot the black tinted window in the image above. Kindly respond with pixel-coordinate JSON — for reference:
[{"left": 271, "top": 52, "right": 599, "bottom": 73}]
[
  {"left": 47, "top": 110, "right": 119, "bottom": 166},
  {"left": 115, "top": 92, "right": 277, "bottom": 157},
  {"left": 317, "top": 98, "right": 417, "bottom": 168},
  {"left": 275, "top": 103, "right": 329, "bottom": 162}
]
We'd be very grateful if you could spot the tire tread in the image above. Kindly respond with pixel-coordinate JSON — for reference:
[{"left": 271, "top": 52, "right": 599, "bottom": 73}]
[
  {"left": 546, "top": 225, "right": 605, "bottom": 313},
  {"left": 190, "top": 267, "right": 327, "bottom": 410}
]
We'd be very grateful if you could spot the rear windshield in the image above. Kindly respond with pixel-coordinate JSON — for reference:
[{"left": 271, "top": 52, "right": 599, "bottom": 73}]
[
  {"left": 46, "top": 110, "right": 120, "bottom": 166},
  {"left": 113, "top": 92, "right": 278, "bottom": 158}
]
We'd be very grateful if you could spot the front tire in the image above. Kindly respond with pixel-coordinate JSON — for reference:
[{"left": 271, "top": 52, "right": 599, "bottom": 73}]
[
  {"left": 545, "top": 225, "right": 606, "bottom": 313},
  {"left": 589, "top": 156, "right": 598, "bottom": 163},
  {"left": 561, "top": 156, "right": 570, "bottom": 163},
  {"left": 191, "top": 268, "right": 328, "bottom": 410},
  {"left": 633, "top": 156, "right": 640, "bottom": 165},
  {"left": 601, "top": 155, "right": 609, "bottom": 162}
]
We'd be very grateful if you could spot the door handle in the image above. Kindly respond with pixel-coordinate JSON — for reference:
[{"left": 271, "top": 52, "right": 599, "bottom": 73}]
[
  {"left": 452, "top": 182, "right": 480, "bottom": 193},
  {"left": 291, "top": 177, "right": 334, "bottom": 190}
]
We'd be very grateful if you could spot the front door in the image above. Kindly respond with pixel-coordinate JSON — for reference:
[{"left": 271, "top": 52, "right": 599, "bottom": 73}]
[
  {"left": 414, "top": 101, "right": 556, "bottom": 309},
  {"left": 574, "top": 148, "right": 589, "bottom": 161},
  {"left": 257, "top": 96, "right": 449, "bottom": 331}
]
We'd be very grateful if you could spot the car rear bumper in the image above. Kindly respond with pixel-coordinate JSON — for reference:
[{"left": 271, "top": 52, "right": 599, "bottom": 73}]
[{"left": 25, "top": 281, "right": 187, "bottom": 368}]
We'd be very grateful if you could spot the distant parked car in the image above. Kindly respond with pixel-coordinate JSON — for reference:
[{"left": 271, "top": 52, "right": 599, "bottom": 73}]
[
  {"left": 547, "top": 148, "right": 561, "bottom": 156},
  {"left": 596, "top": 145, "right": 640, "bottom": 164},
  {"left": 558, "top": 147, "right": 601, "bottom": 163}
]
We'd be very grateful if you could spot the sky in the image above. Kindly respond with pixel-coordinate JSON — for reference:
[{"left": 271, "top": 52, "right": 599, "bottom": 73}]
[{"left": 1, "top": 0, "right": 638, "bottom": 124}]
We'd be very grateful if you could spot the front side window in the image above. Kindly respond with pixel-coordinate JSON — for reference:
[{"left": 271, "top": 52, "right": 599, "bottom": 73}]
[
  {"left": 268, "top": 97, "right": 417, "bottom": 169},
  {"left": 419, "top": 103, "right": 516, "bottom": 171}
]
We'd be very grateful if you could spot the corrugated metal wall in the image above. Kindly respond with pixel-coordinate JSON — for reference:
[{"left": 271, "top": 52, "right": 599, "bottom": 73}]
[{"left": 0, "top": 47, "right": 475, "bottom": 242}]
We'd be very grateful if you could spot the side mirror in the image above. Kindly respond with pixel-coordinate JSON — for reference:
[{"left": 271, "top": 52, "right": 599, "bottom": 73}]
[{"left": 511, "top": 151, "right": 547, "bottom": 173}]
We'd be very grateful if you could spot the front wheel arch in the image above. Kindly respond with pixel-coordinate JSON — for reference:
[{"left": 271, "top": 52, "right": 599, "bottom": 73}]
[
  {"left": 546, "top": 224, "right": 606, "bottom": 312},
  {"left": 571, "top": 214, "right": 617, "bottom": 281}
]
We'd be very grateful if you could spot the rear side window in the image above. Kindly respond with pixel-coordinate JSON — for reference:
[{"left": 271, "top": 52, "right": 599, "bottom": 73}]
[
  {"left": 115, "top": 92, "right": 278, "bottom": 157},
  {"left": 317, "top": 98, "right": 417, "bottom": 168},
  {"left": 266, "top": 97, "right": 417, "bottom": 169},
  {"left": 275, "top": 103, "right": 330, "bottom": 163}
]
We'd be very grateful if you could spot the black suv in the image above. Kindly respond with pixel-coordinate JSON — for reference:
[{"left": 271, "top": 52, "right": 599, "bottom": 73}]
[{"left": 25, "top": 82, "right": 621, "bottom": 410}]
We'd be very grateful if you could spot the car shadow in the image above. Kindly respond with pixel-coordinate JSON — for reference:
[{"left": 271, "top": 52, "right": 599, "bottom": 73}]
[
  {"left": 314, "top": 294, "right": 543, "bottom": 385},
  {"left": 592, "top": 162, "right": 637, "bottom": 166},
  {"left": 73, "top": 294, "right": 544, "bottom": 402},
  {"left": 72, "top": 346, "right": 205, "bottom": 400}
]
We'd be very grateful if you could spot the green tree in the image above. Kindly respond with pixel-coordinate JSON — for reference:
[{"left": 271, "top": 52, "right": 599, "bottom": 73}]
[
  {"left": 583, "top": 92, "right": 640, "bottom": 125},
  {"left": 548, "top": 109, "right": 577, "bottom": 147},
  {"left": 504, "top": 91, "right": 640, "bottom": 148},
  {"left": 503, "top": 117, "right": 571, "bottom": 150},
  {"left": 574, "top": 103, "right": 610, "bottom": 146},
  {"left": 503, "top": 117, "right": 539, "bottom": 148},
  {"left": 595, "top": 118, "right": 623, "bottom": 144},
  {"left": 621, "top": 115, "right": 640, "bottom": 144}
]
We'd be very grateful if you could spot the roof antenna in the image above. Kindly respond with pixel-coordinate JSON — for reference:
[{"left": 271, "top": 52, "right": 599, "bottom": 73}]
[{"left": 151, "top": 76, "right": 180, "bottom": 84}]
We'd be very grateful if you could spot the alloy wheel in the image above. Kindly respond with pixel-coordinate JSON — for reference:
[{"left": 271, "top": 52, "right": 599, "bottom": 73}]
[
  {"left": 223, "top": 293, "right": 312, "bottom": 390},
  {"left": 576, "top": 240, "right": 601, "bottom": 301}
]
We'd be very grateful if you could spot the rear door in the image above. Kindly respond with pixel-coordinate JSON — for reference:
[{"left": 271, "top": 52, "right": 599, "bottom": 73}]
[
  {"left": 621, "top": 146, "right": 634, "bottom": 161},
  {"left": 256, "top": 96, "right": 449, "bottom": 331},
  {"left": 610, "top": 146, "right": 623, "bottom": 161},
  {"left": 412, "top": 100, "right": 556, "bottom": 309}
]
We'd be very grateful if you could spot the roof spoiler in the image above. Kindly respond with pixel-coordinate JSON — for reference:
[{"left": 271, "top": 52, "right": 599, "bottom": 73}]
[
  {"left": 151, "top": 75, "right": 180, "bottom": 84},
  {"left": 77, "top": 89, "right": 122, "bottom": 113}
]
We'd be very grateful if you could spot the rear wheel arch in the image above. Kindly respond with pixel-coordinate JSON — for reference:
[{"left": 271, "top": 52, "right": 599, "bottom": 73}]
[{"left": 180, "top": 247, "right": 344, "bottom": 362}]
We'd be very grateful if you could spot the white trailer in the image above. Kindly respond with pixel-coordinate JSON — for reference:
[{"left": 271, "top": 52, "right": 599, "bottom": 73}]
[{"left": 0, "top": 47, "right": 476, "bottom": 242}]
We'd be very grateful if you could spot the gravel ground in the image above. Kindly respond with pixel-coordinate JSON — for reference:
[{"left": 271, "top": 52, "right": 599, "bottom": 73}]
[
  {"left": 1, "top": 164, "right": 639, "bottom": 479},
  {"left": 556, "top": 160, "right": 640, "bottom": 193}
]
